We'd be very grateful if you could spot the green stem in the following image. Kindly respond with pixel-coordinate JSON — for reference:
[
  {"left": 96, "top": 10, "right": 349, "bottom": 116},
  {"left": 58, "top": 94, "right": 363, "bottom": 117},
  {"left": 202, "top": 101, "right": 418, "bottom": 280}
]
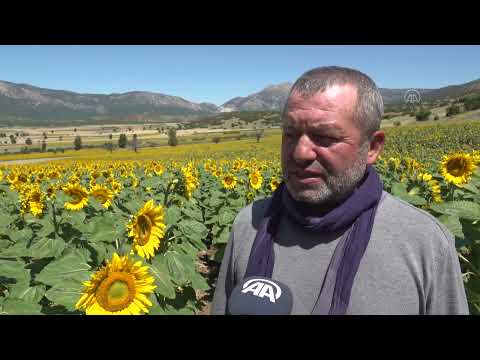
[{"left": 51, "top": 202, "right": 59, "bottom": 235}]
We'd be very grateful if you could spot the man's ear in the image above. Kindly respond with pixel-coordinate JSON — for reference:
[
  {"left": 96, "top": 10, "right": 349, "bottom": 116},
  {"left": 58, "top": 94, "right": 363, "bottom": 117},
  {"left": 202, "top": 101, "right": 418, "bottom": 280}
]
[{"left": 367, "top": 130, "right": 385, "bottom": 165}]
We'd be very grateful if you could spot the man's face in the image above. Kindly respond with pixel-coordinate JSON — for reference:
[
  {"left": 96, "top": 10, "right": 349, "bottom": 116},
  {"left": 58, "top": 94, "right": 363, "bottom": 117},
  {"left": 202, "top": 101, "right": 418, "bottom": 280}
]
[{"left": 281, "top": 84, "right": 369, "bottom": 206}]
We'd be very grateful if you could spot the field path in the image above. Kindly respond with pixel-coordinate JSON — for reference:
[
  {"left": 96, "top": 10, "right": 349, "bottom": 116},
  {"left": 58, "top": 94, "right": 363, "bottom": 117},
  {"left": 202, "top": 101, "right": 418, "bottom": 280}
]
[{"left": 0, "top": 156, "right": 72, "bottom": 165}]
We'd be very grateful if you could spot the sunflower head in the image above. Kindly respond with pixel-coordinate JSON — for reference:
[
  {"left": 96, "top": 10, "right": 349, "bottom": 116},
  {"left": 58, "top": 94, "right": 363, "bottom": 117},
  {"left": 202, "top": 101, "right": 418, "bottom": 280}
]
[
  {"left": 249, "top": 170, "right": 263, "bottom": 190},
  {"left": 63, "top": 183, "right": 89, "bottom": 211},
  {"left": 75, "top": 253, "right": 157, "bottom": 315},
  {"left": 440, "top": 152, "right": 477, "bottom": 185},
  {"left": 90, "top": 184, "right": 114, "bottom": 209},
  {"left": 222, "top": 173, "right": 237, "bottom": 190},
  {"left": 127, "top": 200, "right": 166, "bottom": 260},
  {"left": 270, "top": 178, "right": 280, "bottom": 192}
]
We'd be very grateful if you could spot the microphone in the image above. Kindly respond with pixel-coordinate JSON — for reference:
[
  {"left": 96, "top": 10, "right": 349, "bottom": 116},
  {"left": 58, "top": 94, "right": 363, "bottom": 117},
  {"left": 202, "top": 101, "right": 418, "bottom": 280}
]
[{"left": 227, "top": 276, "right": 293, "bottom": 315}]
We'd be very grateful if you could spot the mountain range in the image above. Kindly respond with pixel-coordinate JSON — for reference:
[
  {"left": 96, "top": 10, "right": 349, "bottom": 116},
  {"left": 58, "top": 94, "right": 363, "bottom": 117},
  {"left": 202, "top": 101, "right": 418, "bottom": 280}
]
[{"left": 0, "top": 77, "right": 479, "bottom": 125}]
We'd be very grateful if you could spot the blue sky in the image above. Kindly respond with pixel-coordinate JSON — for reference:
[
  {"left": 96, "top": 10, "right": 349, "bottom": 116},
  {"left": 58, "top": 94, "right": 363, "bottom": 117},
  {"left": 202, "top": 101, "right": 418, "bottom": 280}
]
[{"left": 0, "top": 45, "right": 478, "bottom": 106}]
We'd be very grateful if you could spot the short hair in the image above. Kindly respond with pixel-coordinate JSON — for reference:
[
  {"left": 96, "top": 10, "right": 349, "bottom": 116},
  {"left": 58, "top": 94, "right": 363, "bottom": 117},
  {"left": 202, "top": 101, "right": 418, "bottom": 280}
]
[{"left": 282, "top": 66, "right": 384, "bottom": 139}]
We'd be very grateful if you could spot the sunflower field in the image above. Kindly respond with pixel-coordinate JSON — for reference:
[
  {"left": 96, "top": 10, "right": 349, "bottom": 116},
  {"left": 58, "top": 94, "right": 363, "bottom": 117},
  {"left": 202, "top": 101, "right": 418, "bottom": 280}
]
[{"left": 0, "top": 121, "right": 479, "bottom": 315}]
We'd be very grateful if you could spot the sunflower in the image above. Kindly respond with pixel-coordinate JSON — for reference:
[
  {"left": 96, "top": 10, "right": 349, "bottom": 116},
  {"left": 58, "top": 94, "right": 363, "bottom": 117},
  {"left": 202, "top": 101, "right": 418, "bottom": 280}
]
[
  {"left": 428, "top": 179, "right": 443, "bottom": 203},
  {"left": 246, "top": 192, "right": 255, "bottom": 202},
  {"left": 440, "top": 152, "right": 477, "bottom": 185},
  {"left": 249, "top": 170, "right": 263, "bottom": 190},
  {"left": 153, "top": 164, "right": 164, "bottom": 176},
  {"left": 63, "top": 183, "right": 89, "bottom": 211},
  {"left": 270, "top": 177, "right": 280, "bottom": 192},
  {"left": 20, "top": 185, "right": 45, "bottom": 217},
  {"left": 222, "top": 173, "right": 237, "bottom": 190},
  {"left": 109, "top": 179, "right": 123, "bottom": 195},
  {"left": 127, "top": 200, "right": 166, "bottom": 260},
  {"left": 75, "top": 253, "right": 156, "bottom": 315},
  {"left": 213, "top": 168, "right": 222, "bottom": 178},
  {"left": 417, "top": 172, "right": 432, "bottom": 182},
  {"left": 0, "top": 169, "right": 3, "bottom": 182},
  {"left": 90, "top": 184, "right": 114, "bottom": 209}
]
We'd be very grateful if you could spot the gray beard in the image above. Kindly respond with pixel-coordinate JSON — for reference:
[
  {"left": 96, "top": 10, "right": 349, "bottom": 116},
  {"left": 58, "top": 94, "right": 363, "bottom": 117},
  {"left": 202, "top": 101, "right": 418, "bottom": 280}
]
[{"left": 284, "top": 149, "right": 369, "bottom": 207}]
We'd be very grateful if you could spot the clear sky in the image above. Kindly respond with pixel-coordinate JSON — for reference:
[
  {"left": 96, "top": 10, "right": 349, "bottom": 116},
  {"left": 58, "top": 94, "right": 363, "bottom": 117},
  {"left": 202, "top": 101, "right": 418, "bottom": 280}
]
[{"left": 0, "top": 45, "right": 478, "bottom": 106}]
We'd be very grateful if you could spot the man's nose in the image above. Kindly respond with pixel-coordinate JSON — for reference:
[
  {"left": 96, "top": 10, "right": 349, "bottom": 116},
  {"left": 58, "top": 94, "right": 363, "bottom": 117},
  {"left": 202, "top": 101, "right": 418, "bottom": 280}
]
[{"left": 292, "top": 134, "right": 317, "bottom": 163}]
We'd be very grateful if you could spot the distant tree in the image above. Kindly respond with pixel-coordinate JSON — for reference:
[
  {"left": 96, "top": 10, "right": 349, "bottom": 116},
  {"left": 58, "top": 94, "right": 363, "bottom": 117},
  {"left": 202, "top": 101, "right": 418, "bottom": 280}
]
[
  {"left": 255, "top": 129, "right": 265, "bottom": 142},
  {"left": 212, "top": 136, "right": 221, "bottom": 144},
  {"left": 464, "top": 94, "right": 480, "bottom": 111},
  {"left": 74, "top": 136, "right": 82, "bottom": 150},
  {"left": 105, "top": 142, "right": 114, "bottom": 153},
  {"left": 41, "top": 140, "right": 47, "bottom": 152},
  {"left": 58, "top": 136, "right": 63, "bottom": 141},
  {"left": 25, "top": 138, "right": 33, "bottom": 146},
  {"left": 74, "top": 128, "right": 77, "bottom": 132},
  {"left": 118, "top": 134, "right": 128, "bottom": 148},
  {"left": 132, "top": 134, "right": 139, "bottom": 152},
  {"left": 446, "top": 104, "right": 461, "bottom": 117},
  {"left": 51, "top": 130, "right": 54, "bottom": 134},
  {"left": 415, "top": 108, "right": 431, "bottom": 122},
  {"left": 4, "top": 149, "right": 7, "bottom": 154},
  {"left": 9, "top": 135, "right": 16, "bottom": 144},
  {"left": 168, "top": 128, "right": 178, "bottom": 147},
  {"left": 128, "top": 127, "right": 132, "bottom": 132},
  {"left": 15, "top": 132, "right": 19, "bottom": 137},
  {"left": 434, "top": 115, "right": 439, "bottom": 121},
  {"left": 149, "top": 125, "right": 152, "bottom": 130},
  {"left": 143, "top": 126, "right": 146, "bottom": 131},
  {"left": 43, "top": 132, "right": 46, "bottom": 137},
  {"left": 113, "top": 128, "right": 118, "bottom": 133}
]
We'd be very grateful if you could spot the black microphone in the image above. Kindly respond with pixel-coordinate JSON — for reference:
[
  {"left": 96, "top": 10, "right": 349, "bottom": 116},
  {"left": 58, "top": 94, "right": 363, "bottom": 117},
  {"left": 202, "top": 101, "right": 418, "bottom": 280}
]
[{"left": 227, "top": 276, "right": 293, "bottom": 315}]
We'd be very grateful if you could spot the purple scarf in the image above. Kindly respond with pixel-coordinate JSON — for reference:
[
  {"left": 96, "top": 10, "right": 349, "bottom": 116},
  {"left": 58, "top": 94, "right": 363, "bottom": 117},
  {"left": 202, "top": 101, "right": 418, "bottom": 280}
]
[{"left": 243, "top": 165, "right": 383, "bottom": 315}]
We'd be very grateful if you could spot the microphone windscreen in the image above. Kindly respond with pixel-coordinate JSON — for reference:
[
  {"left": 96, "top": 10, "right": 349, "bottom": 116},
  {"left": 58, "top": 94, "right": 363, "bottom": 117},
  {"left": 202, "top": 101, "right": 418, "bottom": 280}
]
[{"left": 227, "top": 276, "right": 293, "bottom": 315}]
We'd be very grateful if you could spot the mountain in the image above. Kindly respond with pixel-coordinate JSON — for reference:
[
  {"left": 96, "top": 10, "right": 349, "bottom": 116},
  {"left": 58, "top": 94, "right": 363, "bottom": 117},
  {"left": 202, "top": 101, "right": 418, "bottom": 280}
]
[
  {"left": 0, "top": 80, "right": 218, "bottom": 124},
  {"left": 1, "top": 76, "right": 480, "bottom": 126},
  {"left": 222, "top": 83, "right": 292, "bottom": 111},
  {"left": 221, "top": 79, "right": 480, "bottom": 111}
]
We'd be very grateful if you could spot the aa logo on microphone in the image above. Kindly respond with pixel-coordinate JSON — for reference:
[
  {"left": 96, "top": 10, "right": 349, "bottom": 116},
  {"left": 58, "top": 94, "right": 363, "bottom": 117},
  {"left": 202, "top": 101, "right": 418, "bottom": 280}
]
[{"left": 241, "top": 278, "right": 282, "bottom": 303}]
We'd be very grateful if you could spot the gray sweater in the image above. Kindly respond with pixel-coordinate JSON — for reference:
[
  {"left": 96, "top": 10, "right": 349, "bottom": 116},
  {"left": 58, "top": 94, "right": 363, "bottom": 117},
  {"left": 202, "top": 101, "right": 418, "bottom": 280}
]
[{"left": 211, "top": 191, "right": 469, "bottom": 315}]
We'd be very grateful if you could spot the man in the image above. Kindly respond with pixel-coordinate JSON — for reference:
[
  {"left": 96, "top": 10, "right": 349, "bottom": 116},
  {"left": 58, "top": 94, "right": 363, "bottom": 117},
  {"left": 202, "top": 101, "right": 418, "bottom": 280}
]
[{"left": 211, "top": 66, "right": 469, "bottom": 315}]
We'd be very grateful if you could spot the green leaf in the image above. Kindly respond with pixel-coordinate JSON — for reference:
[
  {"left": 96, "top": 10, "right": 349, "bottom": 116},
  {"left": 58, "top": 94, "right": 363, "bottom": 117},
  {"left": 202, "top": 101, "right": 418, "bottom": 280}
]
[
  {"left": 9, "top": 228, "right": 34, "bottom": 243},
  {"left": 177, "top": 220, "right": 208, "bottom": 251},
  {"left": 0, "top": 241, "right": 29, "bottom": 258},
  {"left": 397, "top": 193, "right": 427, "bottom": 206},
  {"left": 430, "top": 201, "right": 480, "bottom": 221},
  {"left": 165, "top": 251, "right": 196, "bottom": 286},
  {"left": 0, "top": 214, "right": 16, "bottom": 229},
  {"left": 28, "top": 237, "right": 66, "bottom": 259},
  {"left": 457, "top": 183, "right": 479, "bottom": 195},
  {"left": 391, "top": 182, "right": 407, "bottom": 197},
  {"left": 35, "top": 220, "right": 56, "bottom": 238},
  {"left": 218, "top": 210, "right": 236, "bottom": 226},
  {"left": 1, "top": 298, "right": 42, "bottom": 315},
  {"left": 149, "top": 256, "right": 176, "bottom": 299},
  {"left": 86, "top": 216, "right": 123, "bottom": 243},
  {"left": 8, "top": 283, "right": 46, "bottom": 303},
  {"left": 208, "top": 196, "right": 224, "bottom": 208},
  {"left": 61, "top": 211, "right": 87, "bottom": 229},
  {"left": 181, "top": 206, "right": 203, "bottom": 222},
  {"left": 165, "top": 205, "right": 181, "bottom": 228},
  {"left": 438, "top": 215, "right": 464, "bottom": 240},
  {"left": 190, "top": 271, "right": 209, "bottom": 291},
  {"left": 0, "top": 259, "right": 30, "bottom": 283},
  {"left": 44, "top": 279, "right": 84, "bottom": 312},
  {"left": 213, "top": 245, "right": 226, "bottom": 263},
  {"left": 213, "top": 227, "right": 231, "bottom": 245},
  {"left": 35, "top": 250, "right": 91, "bottom": 286}
]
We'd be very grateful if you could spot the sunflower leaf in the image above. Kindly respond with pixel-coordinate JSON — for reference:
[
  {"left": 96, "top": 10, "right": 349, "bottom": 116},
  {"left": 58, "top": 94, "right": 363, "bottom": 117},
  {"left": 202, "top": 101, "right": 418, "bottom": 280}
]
[
  {"left": 0, "top": 259, "right": 30, "bottom": 284},
  {"left": 28, "top": 236, "right": 66, "bottom": 259},
  {"left": 0, "top": 214, "right": 16, "bottom": 228},
  {"left": 85, "top": 216, "right": 124, "bottom": 243},
  {"left": 8, "top": 228, "right": 34, "bottom": 244},
  {"left": 218, "top": 210, "right": 236, "bottom": 226},
  {"left": 430, "top": 201, "right": 480, "bottom": 221},
  {"left": 165, "top": 251, "right": 196, "bottom": 287},
  {"left": 8, "top": 283, "right": 46, "bottom": 303},
  {"left": 150, "top": 255, "right": 176, "bottom": 299},
  {"left": 177, "top": 220, "right": 208, "bottom": 251},
  {"left": 165, "top": 205, "right": 181, "bottom": 229},
  {"left": 44, "top": 279, "right": 84, "bottom": 312},
  {"left": 0, "top": 241, "right": 29, "bottom": 258},
  {"left": 438, "top": 215, "right": 465, "bottom": 240},
  {"left": 35, "top": 250, "right": 91, "bottom": 286},
  {"left": 1, "top": 298, "right": 43, "bottom": 315}
]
